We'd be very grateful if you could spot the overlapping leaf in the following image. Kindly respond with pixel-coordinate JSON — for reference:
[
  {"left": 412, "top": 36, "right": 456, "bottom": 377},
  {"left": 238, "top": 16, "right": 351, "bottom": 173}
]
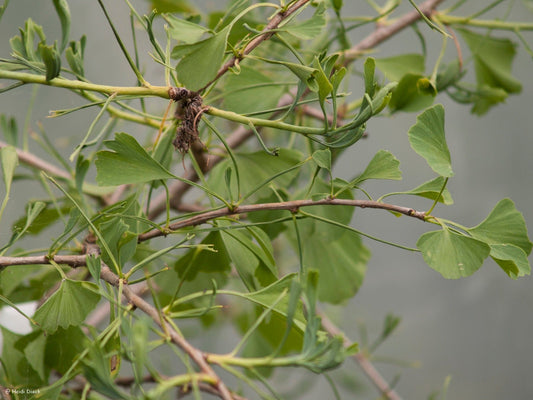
[{"left": 95, "top": 133, "right": 175, "bottom": 186}]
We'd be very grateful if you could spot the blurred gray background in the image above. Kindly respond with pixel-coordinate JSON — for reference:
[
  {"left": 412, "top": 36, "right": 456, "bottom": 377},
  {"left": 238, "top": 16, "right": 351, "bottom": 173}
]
[{"left": 0, "top": 1, "right": 532, "bottom": 399}]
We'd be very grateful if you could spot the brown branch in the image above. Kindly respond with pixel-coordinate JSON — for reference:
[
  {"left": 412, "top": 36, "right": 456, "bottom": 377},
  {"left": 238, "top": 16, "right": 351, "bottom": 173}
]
[
  {"left": 98, "top": 264, "right": 235, "bottom": 400},
  {"left": 343, "top": 0, "right": 446, "bottom": 62},
  {"left": 141, "top": 198, "right": 426, "bottom": 242},
  {"left": 0, "top": 254, "right": 87, "bottom": 269},
  {"left": 320, "top": 312, "right": 402, "bottom": 400},
  {"left": 0, "top": 140, "right": 71, "bottom": 180},
  {"left": 199, "top": 0, "right": 312, "bottom": 92}
]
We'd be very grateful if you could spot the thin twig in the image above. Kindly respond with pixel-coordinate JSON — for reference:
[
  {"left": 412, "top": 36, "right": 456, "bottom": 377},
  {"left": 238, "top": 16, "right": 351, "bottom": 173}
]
[
  {"left": 98, "top": 264, "right": 235, "bottom": 400},
  {"left": 320, "top": 312, "right": 402, "bottom": 400},
  {"left": 199, "top": 0, "right": 312, "bottom": 92},
  {"left": 343, "top": 0, "right": 446, "bottom": 61}
]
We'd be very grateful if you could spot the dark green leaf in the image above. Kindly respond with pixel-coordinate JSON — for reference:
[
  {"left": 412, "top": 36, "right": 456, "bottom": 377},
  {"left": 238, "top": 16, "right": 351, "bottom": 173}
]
[
  {"left": 1, "top": 327, "right": 44, "bottom": 387},
  {"left": 52, "top": 0, "right": 70, "bottom": 52},
  {"left": 467, "top": 198, "right": 532, "bottom": 255},
  {"left": 17, "top": 330, "right": 48, "bottom": 381},
  {"left": 45, "top": 326, "right": 86, "bottom": 374},
  {"left": 149, "top": 0, "right": 198, "bottom": 13},
  {"left": 33, "top": 279, "right": 101, "bottom": 333},
  {"left": 408, "top": 104, "right": 454, "bottom": 177},
  {"left": 95, "top": 132, "right": 175, "bottom": 186},
  {"left": 389, "top": 73, "right": 435, "bottom": 112},
  {"left": 417, "top": 228, "right": 490, "bottom": 279},
  {"left": 38, "top": 42, "right": 61, "bottom": 81},
  {"left": 82, "top": 342, "right": 129, "bottom": 399}
]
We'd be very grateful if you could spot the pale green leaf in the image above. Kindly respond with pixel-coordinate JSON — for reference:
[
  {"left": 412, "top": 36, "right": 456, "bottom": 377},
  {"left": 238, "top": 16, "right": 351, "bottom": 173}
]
[
  {"left": 467, "top": 198, "right": 532, "bottom": 255},
  {"left": 298, "top": 227, "right": 370, "bottom": 303},
  {"left": 33, "top": 279, "right": 101, "bottom": 333},
  {"left": 166, "top": 15, "right": 210, "bottom": 44},
  {"left": 52, "top": 0, "right": 70, "bottom": 52},
  {"left": 312, "top": 148, "right": 332, "bottom": 171},
  {"left": 1, "top": 145, "right": 17, "bottom": 192},
  {"left": 352, "top": 149, "right": 402, "bottom": 185},
  {"left": 388, "top": 176, "right": 453, "bottom": 205},
  {"left": 375, "top": 53, "right": 425, "bottom": 82},
  {"left": 417, "top": 228, "right": 490, "bottom": 279},
  {"left": 222, "top": 65, "right": 286, "bottom": 115},
  {"left": 221, "top": 228, "right": 277, "bottom": 290},
  {"left": 208, "top": 149, "right": 303, "bottom": 199},
  {"left": 458, "top": 28, "right": 522, "bottom": 94},
  {"left": 408, "top": 104, "right": 454, "bottom": 177},
  {"left": 95, "top": 132, "right": 175, "bottom": 186},
  {"left": 490, "top": 243, "right": 531, "bottom": 279},
  {"left": 284, "top": 3, "right": 326, "bottom": 40},
  {"left": 240, "top": 274, "right": 306, "bottom": 331},
  {"left": 176, "top": 26, "right": 229, "bottom": 90}
]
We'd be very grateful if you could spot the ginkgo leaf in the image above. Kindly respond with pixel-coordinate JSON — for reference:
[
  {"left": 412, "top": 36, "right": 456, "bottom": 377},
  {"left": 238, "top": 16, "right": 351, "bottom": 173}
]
[
  {"left": 417, "top": 228, "right": 490, "bottom": 279},
  {"left": 33, "top": 279, "right": 101, "bottom": 333},
  {"left": 351, "top": 149, "right": 402, "bottom": 185},
  {"left": 95, "top": 132, "right": 175, "bottom": 186},
  {"left": 408, "top": 104, "right": 454, "bottom": 177},
  {"left": 468, "top": 198, "right": 532, "bottom": 255}
]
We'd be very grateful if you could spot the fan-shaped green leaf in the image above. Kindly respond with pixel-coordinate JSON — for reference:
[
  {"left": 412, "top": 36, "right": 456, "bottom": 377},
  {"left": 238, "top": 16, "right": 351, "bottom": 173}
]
[
  {"left": 408, "top": 104, "right": 453, "bottom": 177},
  {"left": 467, "top": 198, "right": 532, "bottom": 255},
  {"left": 351, "top": 149, "right": 402, "bottom": 185},
  {"left": 95, "top": 132, "right": 175, "bottom": 186},
  {"left": 490, "top": 244, "right": 531, "bottom": 279},
  {"left": 417, "top": 228, "right": 490, "bottom": 279},
  {"left": 33, "top": 279, "right": 101, "bottom": 333}
]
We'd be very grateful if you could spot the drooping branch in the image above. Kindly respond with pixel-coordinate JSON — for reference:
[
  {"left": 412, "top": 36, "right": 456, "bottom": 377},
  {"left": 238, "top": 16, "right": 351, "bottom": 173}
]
[{"left": 141, "top": 198, "right": 427, "bottom": 242}]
